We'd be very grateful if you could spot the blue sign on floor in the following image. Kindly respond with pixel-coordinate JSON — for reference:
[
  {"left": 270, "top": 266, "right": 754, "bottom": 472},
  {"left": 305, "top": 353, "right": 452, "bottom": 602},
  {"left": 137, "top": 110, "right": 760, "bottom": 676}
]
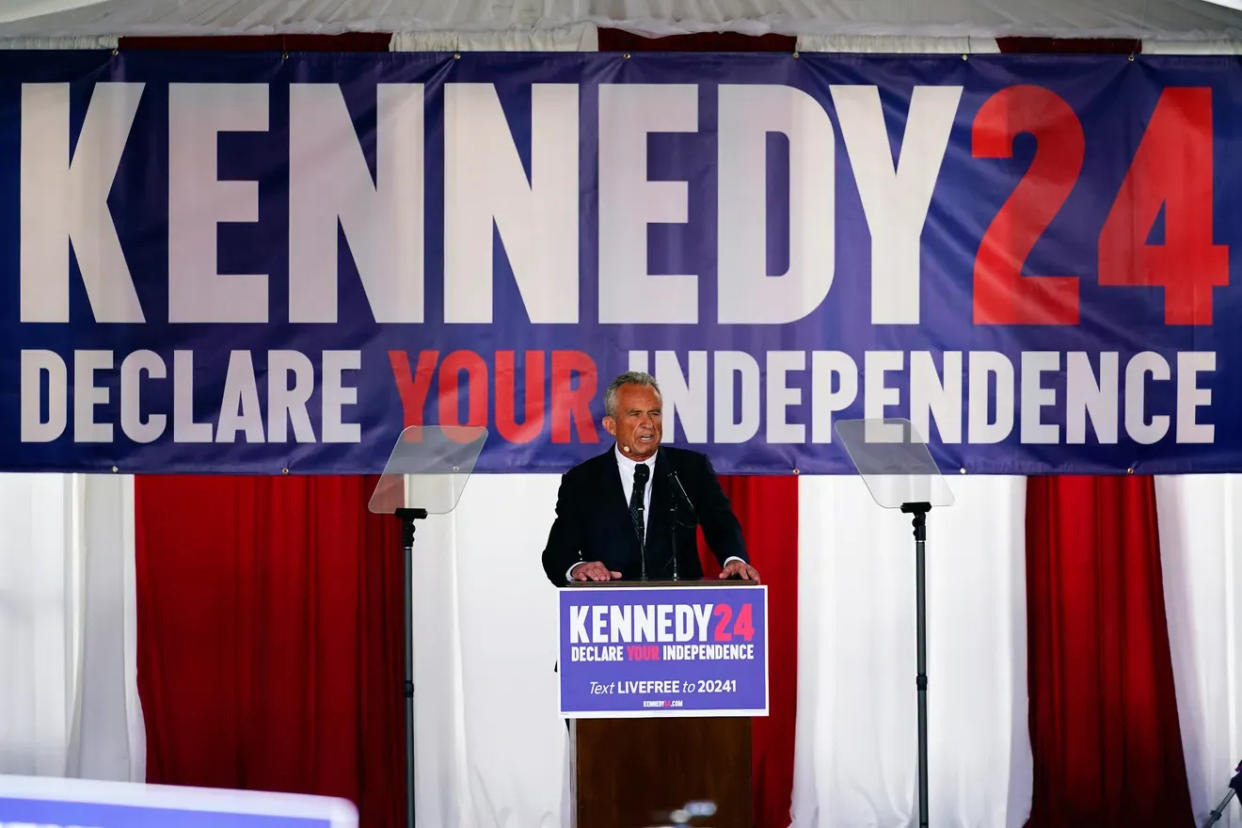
[{"left": 0, "top": 775, "right": 357, "bottom": 827}]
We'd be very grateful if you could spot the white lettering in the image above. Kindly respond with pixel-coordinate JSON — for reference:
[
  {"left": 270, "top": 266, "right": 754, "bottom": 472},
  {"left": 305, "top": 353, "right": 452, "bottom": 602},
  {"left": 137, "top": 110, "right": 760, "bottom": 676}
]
[
  {"left": 1020, "top": 351, "right": 1059, "bottom": 444},
  {"left": 267, "top": 350, "right": 316, "bottom": 443},
  {"left": 321, "top": 350, "right": 361, "bottom": 443},
  {"left": 21, "top": 350, "right": 67, "bottom": 442},
  {"left": 968, "top": 351, "right": 1014, "bottom": 444},
  {"left": 599, "top": 85, "right": 698, "bottom": 324},
  {"left": 714, "top": 351, "right": 760, "bottom": 443},
  {"left": 766, "top": 351, "right": 805, "bottom": 444},
  {"left": 445, "top": 83, "right": 578, "bottom": 323},
  {"left": 655, "top": 350, "right": 707, "bottom": 443},
  {"left": 718, "top": 84, "right": 834, "bottom": 323},
  {"left": 74, "top": 349, "right": 112, "bottom": 443},
  {"left": 1066, "top": 352, "right": 1118, "bottom": 444},
  {"left": 21, "top": 83, "right": 145, "bottom": 323},
  {"left": 168, "top": 83, "right": 268, "bottom": 322},
  {"left": 810, "top": 351, "right": 857, "bottom": 443},
  {"left": 832, "top": 85, "right": 961, "bottom": 324},
  {"left": 1176, "top": 351, "right": 1214, "bottom": 444},
  {"left": 1125, "top": 352, "right": 1170, "bottom": 445},
  {"left": 910, "top": 350, "right": 962, "bottom": 443},
  {"left": 289, "top": 84, "right": 424, "bottom": 323},
  {"left": 120, "top": 349, "right": 167, "bottom": 443},
  {"left": 216, "top": 351, "right": 264, "bottom": 443}
]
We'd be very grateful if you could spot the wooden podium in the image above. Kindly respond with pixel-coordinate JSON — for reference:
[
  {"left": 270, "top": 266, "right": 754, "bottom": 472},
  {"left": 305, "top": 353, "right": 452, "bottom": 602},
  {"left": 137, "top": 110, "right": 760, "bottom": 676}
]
[{"left": 567, "top": 580, "right": 754, "bottom": 828}]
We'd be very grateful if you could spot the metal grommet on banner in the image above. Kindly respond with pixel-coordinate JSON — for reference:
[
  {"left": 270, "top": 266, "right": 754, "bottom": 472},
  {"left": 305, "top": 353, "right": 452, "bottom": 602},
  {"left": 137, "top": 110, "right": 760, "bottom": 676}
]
[
  {"left": 454, "top": 53, "right": 461, "bottom": 60},
  {"left": 623, "top": 53, "right": 631, "bottom": 59},
  {"left": 961, "top": 54, "right": 968, "bottom": 61},
  {"left": 1127, "top": 466, "right": 1135, "bottom": 474},
  {"left": 111, "top": 465, "right": 118, "bottom": 473},
  {"left": 792, "top": 468, "right": 800, "bottom": 475},
  {"left": 1128, "top": 54, "right": 1135, "bottom": 62},
  {"left": 792, "top": 52, "right": 800, "bottom": 59},
  {"left": 959, "top": 467, "right": 967, "bottom": 474},
  {"left": 282, "top": 52, "right": 289, "bottom": 60},
  {"left": 111, "top": 48, "right": 119, "bottom": 56},
  {"left": 282, "top": 467, "right": 290, "bottom": 475}
]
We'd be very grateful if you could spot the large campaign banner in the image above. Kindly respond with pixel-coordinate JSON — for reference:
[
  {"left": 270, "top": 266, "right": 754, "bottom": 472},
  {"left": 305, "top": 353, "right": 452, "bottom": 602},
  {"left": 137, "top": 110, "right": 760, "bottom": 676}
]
[{"left": 1, "top": 50, "right": 1239, "bottom": 474}]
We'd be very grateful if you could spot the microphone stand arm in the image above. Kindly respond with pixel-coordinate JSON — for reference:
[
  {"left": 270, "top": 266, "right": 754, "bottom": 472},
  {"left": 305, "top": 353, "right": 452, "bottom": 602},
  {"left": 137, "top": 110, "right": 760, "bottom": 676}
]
[
  {"left": 667, "top": 469, "right": 698, "bottom": 582},
  {"left": 1202, "top": 762, "right": 1242, "bottom": 827}
]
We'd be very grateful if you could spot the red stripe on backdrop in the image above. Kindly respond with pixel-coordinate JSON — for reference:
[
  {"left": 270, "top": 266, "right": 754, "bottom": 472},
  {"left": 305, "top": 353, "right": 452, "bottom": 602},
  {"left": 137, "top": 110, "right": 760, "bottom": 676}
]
[
  {"left": 700, "top": 476, "right": 799, "bottom": 828},
  {"left": 1026, "top": 476, "right": 1193, "bottom": 827},
  {"left": 597, "top": 29, "right": 797, "bottom": 52},
  {"left": 134, "top": 476, "right": 404, "bottom": 826}
]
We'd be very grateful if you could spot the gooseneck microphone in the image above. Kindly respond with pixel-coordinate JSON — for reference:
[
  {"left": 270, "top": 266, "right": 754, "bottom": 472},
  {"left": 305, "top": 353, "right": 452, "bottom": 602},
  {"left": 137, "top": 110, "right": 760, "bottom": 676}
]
[
  {"left": 666, "top": 467, "right": 698, "bottom": 582},
  {"left": 632, "top": 462, "right": 650, "bottom": 581},
  {"left": 667, "top": 467, "right": 697, "bottom": 518}
]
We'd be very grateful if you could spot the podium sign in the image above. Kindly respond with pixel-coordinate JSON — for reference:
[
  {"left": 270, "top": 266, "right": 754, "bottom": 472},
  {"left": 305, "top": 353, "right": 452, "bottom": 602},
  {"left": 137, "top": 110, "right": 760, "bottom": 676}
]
[
  {"left": 0, "top": 775, "right": 357, "bottom": 827},
  {"left": 559, "top": 584, "right": 768, "bottom": 718}
]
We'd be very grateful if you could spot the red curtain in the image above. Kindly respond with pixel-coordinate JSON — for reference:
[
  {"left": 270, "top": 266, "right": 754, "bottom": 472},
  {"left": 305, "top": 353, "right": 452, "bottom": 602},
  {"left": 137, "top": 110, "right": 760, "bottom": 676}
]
[
  {"left": 700, "top": 476, "right": 799, "bottom": 828},
  {"left": 1026, "top": 476, "right": 1192, "bottom": 826},
  {"left": 136, "top": 471, "right": 797, "bottom": 828},
  {"left": 134, "top": 475, "right": 405, "bottom": 827},
  {"left": 729, "top": 476, "right": 799, "bottom": 828}
]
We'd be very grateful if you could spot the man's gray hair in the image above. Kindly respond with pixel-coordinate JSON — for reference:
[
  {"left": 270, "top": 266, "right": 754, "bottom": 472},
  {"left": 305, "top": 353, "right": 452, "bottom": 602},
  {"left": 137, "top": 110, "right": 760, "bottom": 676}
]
[{"left": 604, "top": 371, "right": 661, "bottom": 417}]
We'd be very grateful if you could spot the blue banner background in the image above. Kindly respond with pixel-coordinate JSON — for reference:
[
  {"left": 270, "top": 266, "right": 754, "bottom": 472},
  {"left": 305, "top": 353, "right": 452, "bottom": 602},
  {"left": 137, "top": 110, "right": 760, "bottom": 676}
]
[{"left": 1, "top": 51, "right": 1239, "bottom": 474}]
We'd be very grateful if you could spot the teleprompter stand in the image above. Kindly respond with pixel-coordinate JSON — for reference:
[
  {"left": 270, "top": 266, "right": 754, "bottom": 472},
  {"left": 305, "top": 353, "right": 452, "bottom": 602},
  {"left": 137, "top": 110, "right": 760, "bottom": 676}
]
[
  {"left": 1202, "top": 759, "right": 1242, "bottom": 827},
  {"left": 835, "top": 419, "right": 954, "bottom": 828},
  {"left": 369, "top": 426, "right": 487, "bottom": 828}
]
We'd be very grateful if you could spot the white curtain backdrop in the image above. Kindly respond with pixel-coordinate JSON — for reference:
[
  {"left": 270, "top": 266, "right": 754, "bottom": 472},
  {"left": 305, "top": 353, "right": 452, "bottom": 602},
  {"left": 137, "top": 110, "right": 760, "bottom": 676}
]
[
  {"left": 792, "top": 475, "right": 1032, "bottom": 828},
  {"left": 0, "top": 474, "right": 145, "bottom": 782},
  {"left": 1155, "top": 475, "right": 1242, "bottom": 828},
  {"left": 409, "top": 472, "right": 1033, "bottom": 828},
  {"left": 413, "top": 474, "right": 569, "bottom": 828}
]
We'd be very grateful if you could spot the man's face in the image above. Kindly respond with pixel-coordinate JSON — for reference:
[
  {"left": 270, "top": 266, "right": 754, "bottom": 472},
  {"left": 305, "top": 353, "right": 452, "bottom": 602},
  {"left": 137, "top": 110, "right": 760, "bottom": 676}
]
[{"left": 604, "top": 383, "right": 663, "bottom": 461}]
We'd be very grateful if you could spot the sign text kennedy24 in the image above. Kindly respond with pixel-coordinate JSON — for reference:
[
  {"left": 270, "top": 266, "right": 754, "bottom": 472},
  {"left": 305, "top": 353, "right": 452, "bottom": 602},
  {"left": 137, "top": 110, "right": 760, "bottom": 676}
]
[{"left": 559, "top": 584, "right": 768, "bottom": 718}]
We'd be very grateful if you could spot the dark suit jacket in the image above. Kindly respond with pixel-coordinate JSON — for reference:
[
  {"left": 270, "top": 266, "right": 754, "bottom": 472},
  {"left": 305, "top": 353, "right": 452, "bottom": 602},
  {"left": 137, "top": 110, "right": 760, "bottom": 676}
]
[{"left": 541, "top": 445, "right": 748, "bottom": 586}]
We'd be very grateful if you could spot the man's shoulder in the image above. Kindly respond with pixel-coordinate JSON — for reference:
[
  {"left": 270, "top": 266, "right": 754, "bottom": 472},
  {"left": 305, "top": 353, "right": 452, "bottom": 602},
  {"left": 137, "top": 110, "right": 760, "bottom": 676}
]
[
  {"left": 563, "top": 448, "right": 616, "bottom": 480},
  {"left": 662, "top": 445, "right": 707, "bottom": 462},
  {"left": 661, "top": 445, "right": 713, "bottom": 475}
]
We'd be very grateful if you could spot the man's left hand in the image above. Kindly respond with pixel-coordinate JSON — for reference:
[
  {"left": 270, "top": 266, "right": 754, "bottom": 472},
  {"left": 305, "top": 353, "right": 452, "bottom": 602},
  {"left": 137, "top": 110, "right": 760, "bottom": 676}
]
[{"left": 718, "top": 560, "right": 761, "bottom": 582}]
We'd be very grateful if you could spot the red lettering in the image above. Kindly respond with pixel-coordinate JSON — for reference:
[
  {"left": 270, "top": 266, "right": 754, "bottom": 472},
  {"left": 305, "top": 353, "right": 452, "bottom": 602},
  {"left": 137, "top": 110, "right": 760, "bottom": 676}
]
[
  {"left": 495, "top": 350, "right": 546, "bottom": 443},
  {"left": 626, "top": 645, "right": 660, "bottom": 661},
  {"left": 1098, "top": 87, "right": 1227, "bottom": 325},
  {"left": 550, "top": 351, "right": 599, "bottom": 444},
  {"left": 438, "top": 350, "right": 488, "bottom": 428},
  {"left": 711, "top": 604, "right": 734, "bottom": 642},
  {"left": 972, "top": 85, "right": 1082, "bottom": 325},
  {"left": 732, "top": 603, "right": 755, "bottom": 641},
  {"left": 388, "top": 350, "right": 439, "bottom": 435}
]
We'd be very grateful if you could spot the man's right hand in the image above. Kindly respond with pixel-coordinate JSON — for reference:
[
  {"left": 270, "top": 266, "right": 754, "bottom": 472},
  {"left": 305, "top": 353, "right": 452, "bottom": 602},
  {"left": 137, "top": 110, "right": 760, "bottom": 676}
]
[{"left": 569, "top": 561, "right": 623, "bottom": 582}]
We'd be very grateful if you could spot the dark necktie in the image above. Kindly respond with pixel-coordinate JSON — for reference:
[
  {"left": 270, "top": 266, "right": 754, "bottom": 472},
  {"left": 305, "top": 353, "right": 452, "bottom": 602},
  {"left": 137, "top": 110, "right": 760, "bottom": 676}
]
[{"left": 630, "top": 463, "right": 650, "bottom": 547}]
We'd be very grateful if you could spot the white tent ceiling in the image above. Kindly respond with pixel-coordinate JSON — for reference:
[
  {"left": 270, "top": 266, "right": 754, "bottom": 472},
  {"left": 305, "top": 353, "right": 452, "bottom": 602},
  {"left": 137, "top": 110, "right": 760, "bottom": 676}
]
[{"left": 1, "top": 0, "right": 1242, "bottom": 41}]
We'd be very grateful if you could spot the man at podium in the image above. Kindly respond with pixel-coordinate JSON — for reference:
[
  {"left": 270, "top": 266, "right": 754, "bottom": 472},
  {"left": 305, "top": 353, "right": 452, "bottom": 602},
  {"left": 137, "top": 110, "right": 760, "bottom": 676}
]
[{"left": 541, "top": 370, "right": 761, "bottom": 585}]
